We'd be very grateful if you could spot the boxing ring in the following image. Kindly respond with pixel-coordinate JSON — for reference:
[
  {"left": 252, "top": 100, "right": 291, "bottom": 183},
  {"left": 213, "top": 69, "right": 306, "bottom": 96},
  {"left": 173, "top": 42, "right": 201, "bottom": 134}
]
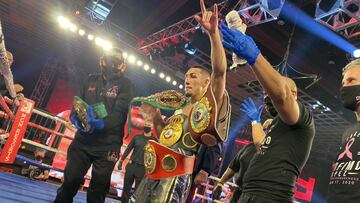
[{"left": 0, "top": 96, "right": 120, "bottom": 202}]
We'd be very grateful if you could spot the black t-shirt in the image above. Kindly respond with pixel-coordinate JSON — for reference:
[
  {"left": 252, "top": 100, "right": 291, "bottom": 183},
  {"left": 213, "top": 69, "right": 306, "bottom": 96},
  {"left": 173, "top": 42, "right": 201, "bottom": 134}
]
[
  {"left": 327, "top": 121, "right": 360, "bottom": 203},
  {"left": 228, "top": 144, "right": 256, "bottom": 188},
  {"left": 73, "top": 73, "right": 134, "bottom": 151},
  {"left": 242, "top": 101, "right": 315, "bottom": 201},
  {"left": 121, "top": 134, "right": 157, "bottom": 165}
]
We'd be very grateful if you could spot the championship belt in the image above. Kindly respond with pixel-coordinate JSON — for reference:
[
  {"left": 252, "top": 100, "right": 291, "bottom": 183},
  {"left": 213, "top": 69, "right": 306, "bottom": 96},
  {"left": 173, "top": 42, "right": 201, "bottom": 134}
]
[
  {"left": 126, "top": 90, "right": 189, "bottom": 137},
  {"left": 189, "top": 86, "right": 226, "bottom": 146},
  {"left": 144, "top": 140, "right": 196, "bottom": 179},
  {"left": 73, "top": 96, "right": 108, "bottom": 131}
]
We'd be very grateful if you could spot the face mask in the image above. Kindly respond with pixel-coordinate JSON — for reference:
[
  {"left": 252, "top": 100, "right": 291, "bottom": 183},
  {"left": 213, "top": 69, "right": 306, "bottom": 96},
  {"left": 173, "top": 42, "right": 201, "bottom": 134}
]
[
  {"left": 264, "top": 96, "right": 278, "bottom": 117},
  {"left": 144, "top": 126, "right": 152, "bottom": 133},
  {"left": 100, "top": 56, "right": 123, "bottom": 79},
  {"left": 35, "top": 155, "right": 43, "bottom": 162},
  {"left": 340, "top": 85, "right": 360, "bottom": 111}
]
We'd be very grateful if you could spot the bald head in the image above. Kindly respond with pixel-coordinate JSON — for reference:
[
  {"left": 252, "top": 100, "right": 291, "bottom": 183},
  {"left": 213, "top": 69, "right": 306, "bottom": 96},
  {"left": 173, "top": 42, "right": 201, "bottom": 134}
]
[{"left": 6, "top": 51, "right": 13, "bottom": 66}]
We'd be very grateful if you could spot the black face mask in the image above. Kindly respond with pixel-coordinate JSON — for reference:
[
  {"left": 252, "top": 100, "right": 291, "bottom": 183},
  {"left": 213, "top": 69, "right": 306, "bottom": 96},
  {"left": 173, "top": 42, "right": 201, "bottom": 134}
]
[
  {"left": 144, "top": 126, "right": 152, "bottom": 133},
  {"left": 100, "top": 56, "right": 123, "bottom": 79},
  {"left": 264, "top": 96, "right": 278, "bottom": 117},
  {"left": 35, "top": 155, "right": 43, "bottom": 162},
  {"left": 340, "top": 85, "right": 360, "bottom": 111}
]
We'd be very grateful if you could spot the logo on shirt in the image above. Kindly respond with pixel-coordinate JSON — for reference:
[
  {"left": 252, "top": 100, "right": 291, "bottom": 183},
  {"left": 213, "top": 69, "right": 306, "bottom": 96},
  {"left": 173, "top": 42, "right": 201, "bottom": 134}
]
[
  {"left": 330, "top": 130, "right": 360, "bottom": 186},
  {"left": 106, "top": 86, "right": 119, "bottom": 98}
]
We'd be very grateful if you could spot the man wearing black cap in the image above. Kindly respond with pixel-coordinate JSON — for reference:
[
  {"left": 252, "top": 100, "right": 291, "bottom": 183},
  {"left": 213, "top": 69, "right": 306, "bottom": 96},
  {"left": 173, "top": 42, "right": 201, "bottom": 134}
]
[{"left": 54, "top": 48, "right": 134, "bottom": 203}]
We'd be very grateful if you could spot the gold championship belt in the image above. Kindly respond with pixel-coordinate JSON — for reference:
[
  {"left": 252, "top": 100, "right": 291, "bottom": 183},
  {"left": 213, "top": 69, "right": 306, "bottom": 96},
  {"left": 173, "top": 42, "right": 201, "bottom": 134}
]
[
  {"left": 126, "top": 90, "right": 189, "bottom": 137},
  {"left": 189, "top": 86, "right": 229, "bottom": 146},
  {"left": 144, "top": 140, "right": 196, "bottom": 179},
  {"left": 73, "top": 96, "right": 108, "bottom": 131}
]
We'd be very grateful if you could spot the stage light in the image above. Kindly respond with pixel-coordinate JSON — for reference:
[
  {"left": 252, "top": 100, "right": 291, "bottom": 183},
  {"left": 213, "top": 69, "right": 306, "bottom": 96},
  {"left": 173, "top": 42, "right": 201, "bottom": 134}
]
[
  {"left": 144, "top": 64, "right": 150, "bottom": 71},
  {"left": 78, "top": 29, "right": 85, "bottom": 36},
  {"left": 128, "top": 55, "right": 136, "bottom": 64},
  {"left": 172, "top": 81, "right": 177, "bottom": 86},
  {"left": 102, "top": 41, "right": 112, "bottom": 51},
  {"left": 69, "top": 23, "right": 77, "bottom": 32},
  {"left": 184, "top": 43, "right": 197, "bottom": 55},
  {"left": 137, "top": 60, "right": 143, "bottom": 66},
  {"left": 95, "top": 37, "right": 104, "bottom": 46},
  {"left": 159, "top": 73, "right": 165, "bottom": 78},
  {"left": 179, "top": 84, "right": 183, "bottom": 89},
  {"left": 88, "top": 34, "right": 94, "bottom": 40},
  {"left": 353, "top": 49, "right": 360, "bottom": 58},
  {"left": 151, "top": 68, "right": 156, "bottom": 74},
  {"left": 166, "top": 76, "right": 171, "bottom": 82},
  {"left": 57, "top": 16, "right": 70, "bottom": 29},
  {"left": 123, "top": 52, "right": 128, "bottom": 59}
]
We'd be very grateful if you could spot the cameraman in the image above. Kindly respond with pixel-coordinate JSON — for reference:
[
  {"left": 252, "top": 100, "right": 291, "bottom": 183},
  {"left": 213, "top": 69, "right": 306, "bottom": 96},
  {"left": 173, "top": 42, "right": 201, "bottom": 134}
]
[{"left": 21, "top": 148, "right": 49, "bottom": 181}]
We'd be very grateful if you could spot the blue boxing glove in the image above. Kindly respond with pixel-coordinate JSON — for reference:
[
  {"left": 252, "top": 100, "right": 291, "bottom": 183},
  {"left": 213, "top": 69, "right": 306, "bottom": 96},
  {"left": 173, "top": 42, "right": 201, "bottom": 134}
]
[
  {"left": 70, "top": 112, "right": 87, "bottom": 133},
  {"left": 220, "top": 22, "right": 260, "bottom": 65},
  {"left": 87, "top": 106, "right": 104, "bottom": 130},
  {"left": 240, "top": 97, "right": 264, "bottom": 123}
]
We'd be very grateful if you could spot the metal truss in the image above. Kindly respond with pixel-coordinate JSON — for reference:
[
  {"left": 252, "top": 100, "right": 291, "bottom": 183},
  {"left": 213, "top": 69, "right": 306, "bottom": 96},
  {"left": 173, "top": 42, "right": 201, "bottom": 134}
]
[
  {"left": 315, "top": 0, "right": 360, "bottom": 38},
  {"left": 238, "top": 0, "right": 285, "bottom": 27},
  {"left": 30, "top": 58, "right": 59, "bottom": 108},
  {"left": 85, "top": 0, "right": 120, "bottom": 24},
  {"left": 139, "top": 0, "right": 285, "bottom": 51}
]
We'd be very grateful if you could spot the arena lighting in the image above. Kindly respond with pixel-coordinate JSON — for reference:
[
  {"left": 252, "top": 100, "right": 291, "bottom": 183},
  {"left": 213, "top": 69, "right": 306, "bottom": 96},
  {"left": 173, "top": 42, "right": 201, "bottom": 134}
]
[
  {"left": 354, "top": 49, "right": 360, "bottom": 58},
  {"left": 87, "top": 34, "right": 94, "bottom": 40},
  {"left": 102, "top": 41, "right": 113, "bottom": 51},
  {"left": 165, "top": 76, "right": 171, "bottom": 82},
  {"left": 150, "top": 68, "right": 156, "bottom": 74},
  {"left": 172, "top": 81, "right": 177, "bottom": 86},
  {"left": 57, "top": 16, "right": 70, "bottom": 29},
  {"left": 136, "top": 60, "right": 143, "bottom": 66},
  {"left": 122, "top": 52, "right": 128, "bottom": 59},
  {"left": 128, "top": 55, "right": 136, "bottom": 64},
  {"left": 95, "top": 37, "right": 104, "bottom": 46},
  {"left": 281, "top": 2, "right": 357, "bottom": 55},
  {"left": 179, "top": 84, "right": 183, "bottom": 89},
  {"left": 159, "top": 73, "right": 165, "bottom": 78},
  {"left": 78, "top": 29, "right": 85, "bottom": 36},
  {"left": 68, "top": 23, "right": 77, "bottom": 32},
  {"left": 144, "top": 64, "right": 150, "bottom": 71}
]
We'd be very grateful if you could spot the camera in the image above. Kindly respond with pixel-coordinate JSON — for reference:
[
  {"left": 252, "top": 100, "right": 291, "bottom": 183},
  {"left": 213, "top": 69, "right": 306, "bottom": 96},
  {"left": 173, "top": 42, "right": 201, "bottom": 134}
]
[{"left": 28, "top": 167, "right": 43, "bottom": 180}]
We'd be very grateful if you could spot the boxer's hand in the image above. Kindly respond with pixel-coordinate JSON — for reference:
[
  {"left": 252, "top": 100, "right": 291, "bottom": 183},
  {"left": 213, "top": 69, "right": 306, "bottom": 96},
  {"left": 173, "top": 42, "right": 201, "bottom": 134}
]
[
  {"left": 220, "top": 22, "right": 260, "bottom": 65},
  {"left": 194, "top": 0, "right": 219, "bottom": 35},
  {"left": 194, "top": 169, "right": 208, "bottom": 185}
]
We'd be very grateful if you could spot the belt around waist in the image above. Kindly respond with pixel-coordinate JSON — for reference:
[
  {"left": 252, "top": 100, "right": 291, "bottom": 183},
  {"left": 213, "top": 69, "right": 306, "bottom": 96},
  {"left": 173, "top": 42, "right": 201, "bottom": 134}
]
[{"left": 144, "top": 140, "right": 195, "bottom": 179}]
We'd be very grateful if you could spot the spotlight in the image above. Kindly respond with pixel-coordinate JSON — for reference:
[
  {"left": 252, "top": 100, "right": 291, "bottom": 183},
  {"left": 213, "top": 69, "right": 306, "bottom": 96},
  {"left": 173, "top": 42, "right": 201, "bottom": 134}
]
[
  {"left": 179, "top": 84, "right": 184, "bottom": 89},
  {"left": 88, "top": 34, "right": 94, "bottom": 40},
  {"left": 78, "top": 29, "right": 85, "bottom": 36},
  {"left": 57, "top": 16, "right": 70, "bottom": 29},
  {"left": 128, "top": 55, "right": 136, "bottom": 64},
  {"left": 137, "top": 60, "right": 143, "bottom": 66},
  {"left": 144, "top": 64, "right": 150, "bottom": 71},
  {"left": 353, "top": 49, "right": 360, "bottom": 58},
  {"left": 102, "top": 41, "right": 112, "bottom": 51},
  {"left": 123, "top": 52, "right": 128, "bottom": 59},
  {"left": 150, "top": 68, "right": 156, "bottom": 74},
  {"left": 184, "top": 43, "right": 197, "bottom": 55},
  {"left": 159, "top": 73, "right": 165, "bottom": 78},
  {"left": 95, "top": 37, "right": 104, "bottom": 46},
  {"left": 165, "top": 76, "right": 171, "bottom": 82},
  {"left": 69, "top": 23, "right": 77, "bottom": 32},
  {"left": 172, "top": 81, "right": 177, "bottom": 86}
]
